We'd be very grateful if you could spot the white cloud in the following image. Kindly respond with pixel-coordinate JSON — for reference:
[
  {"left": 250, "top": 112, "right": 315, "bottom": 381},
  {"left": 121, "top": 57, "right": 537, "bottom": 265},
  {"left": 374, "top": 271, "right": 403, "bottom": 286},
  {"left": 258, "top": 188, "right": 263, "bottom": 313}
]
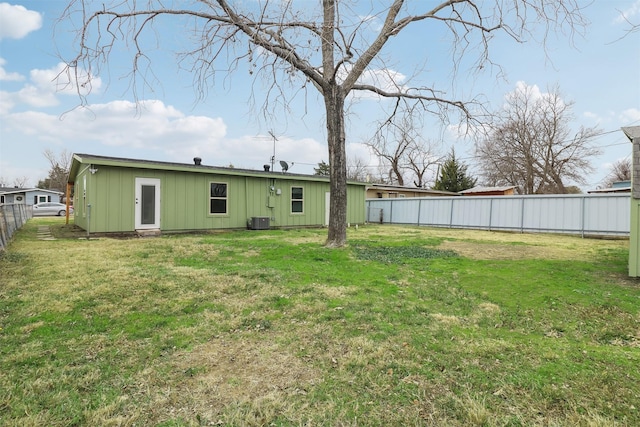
[
  {"left": 582, "top": 108, "right": 640, "bottom": 127},
  {"left": 0, "top": 63, "right": 103, "bottom": 112},
  {"left": 583, "top": 111, "right": 600, "bottom": 121},
  {"left": 620, "top": 108, "right": 640, "bottom": 124},
  {"left": 0, "top": 90, "right": 14, "bottom": 114},
  {"left": 358, "top": 14, "right": 383, "bottom": 32},
  {"left": 218, "top": 134, "right": 326, "bottom": 173},
  {"left": 344, "top": 66, "right": 408, "bottom": 101},
  {"left": 512, "top": 81, "right": 543, "bottom": 100},
  {"left": 0, "top": 3, "right": 42, "bottom": 40},
  {"left": 1, "top": 98, "right": 327, "bottom": 173},
  {"left": 0, "top": 57, "right": 23, "bottom": 81},
  {"left": 614, "top": 0, "right": 640, "bottom": 24}
]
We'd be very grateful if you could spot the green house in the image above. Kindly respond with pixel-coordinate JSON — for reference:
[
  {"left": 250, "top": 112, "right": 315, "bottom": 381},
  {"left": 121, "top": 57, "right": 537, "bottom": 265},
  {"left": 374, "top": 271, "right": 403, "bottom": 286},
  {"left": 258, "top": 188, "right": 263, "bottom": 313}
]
[{"left": 67, "top": 153, "right": 366, "bottom": 234}]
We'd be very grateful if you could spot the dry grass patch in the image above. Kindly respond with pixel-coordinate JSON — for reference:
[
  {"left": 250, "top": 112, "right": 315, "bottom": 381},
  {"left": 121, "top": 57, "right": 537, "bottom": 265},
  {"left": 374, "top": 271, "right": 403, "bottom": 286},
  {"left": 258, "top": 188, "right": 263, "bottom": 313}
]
[
  {"left": 356, "top": 224, "right": 628, "bottom": 261},
  {"left": 430, "top": 312, "right": 463, "bottom": 325},
  {"left": 439, "top": 238, "right": 624, "bottom": 261},
  {"left": 129, "top": 335, "right": 321, "bottom": 425},
  {"left": 430, "top": 303, "right": 501, "bottom": 328}
]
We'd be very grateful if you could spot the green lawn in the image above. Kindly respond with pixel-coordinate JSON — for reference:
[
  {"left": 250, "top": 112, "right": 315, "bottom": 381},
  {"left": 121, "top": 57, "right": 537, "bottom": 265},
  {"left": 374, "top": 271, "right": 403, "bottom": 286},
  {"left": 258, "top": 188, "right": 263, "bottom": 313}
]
[{"left": 1, "top": 217, "right": 638, "bottom": 426}]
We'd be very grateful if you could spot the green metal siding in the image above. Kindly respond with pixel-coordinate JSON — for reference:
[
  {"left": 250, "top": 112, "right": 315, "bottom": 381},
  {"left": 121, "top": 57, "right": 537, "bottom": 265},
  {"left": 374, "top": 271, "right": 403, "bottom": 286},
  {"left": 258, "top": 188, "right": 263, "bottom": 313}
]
[
  {"left": 347, "top": 184, "right": 366, "bottom": 224},
  {"left": 630, "top": 199, "right": 640, "bottom": 277},
  {"left": 70, "top": 159, "right": 365, "bottom": 233}
]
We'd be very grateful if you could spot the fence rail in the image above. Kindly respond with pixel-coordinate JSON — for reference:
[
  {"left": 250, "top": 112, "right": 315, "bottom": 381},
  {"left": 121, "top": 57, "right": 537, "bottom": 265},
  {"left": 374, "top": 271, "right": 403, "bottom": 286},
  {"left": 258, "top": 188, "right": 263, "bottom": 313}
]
[
  {"left": 366, "top": 193, "right": 630, "bottom": 238},
  {"left": 0, "top": 204, "right": 32, "bottom": 252}
]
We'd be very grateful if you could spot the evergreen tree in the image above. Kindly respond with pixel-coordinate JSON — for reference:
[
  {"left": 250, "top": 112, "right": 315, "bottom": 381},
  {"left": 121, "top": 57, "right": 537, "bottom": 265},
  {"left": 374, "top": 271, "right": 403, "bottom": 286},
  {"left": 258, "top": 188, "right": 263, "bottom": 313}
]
[
  {"left": 433, "top": 148, "right": 477, "bottom": 192},
  {"left": 314, "top": 161, "right": 331, "bottom": 176}
]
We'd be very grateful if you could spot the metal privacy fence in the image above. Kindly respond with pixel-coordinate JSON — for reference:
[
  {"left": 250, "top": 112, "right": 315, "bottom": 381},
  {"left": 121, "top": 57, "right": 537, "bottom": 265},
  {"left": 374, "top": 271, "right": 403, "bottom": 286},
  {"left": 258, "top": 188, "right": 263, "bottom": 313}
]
[
  {"left": 0, "top": 204, "right": 32, "bottom": 251},
  {"left": 366, "top": 193, "right": 630, "bottom": 237}
]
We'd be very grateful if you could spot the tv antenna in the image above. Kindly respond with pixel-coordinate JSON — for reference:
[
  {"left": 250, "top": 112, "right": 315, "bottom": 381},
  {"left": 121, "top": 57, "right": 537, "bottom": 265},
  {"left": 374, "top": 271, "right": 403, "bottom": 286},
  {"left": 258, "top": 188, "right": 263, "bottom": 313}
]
[{"left": 268, "top": 130, "right": 278, "bottom": 172}]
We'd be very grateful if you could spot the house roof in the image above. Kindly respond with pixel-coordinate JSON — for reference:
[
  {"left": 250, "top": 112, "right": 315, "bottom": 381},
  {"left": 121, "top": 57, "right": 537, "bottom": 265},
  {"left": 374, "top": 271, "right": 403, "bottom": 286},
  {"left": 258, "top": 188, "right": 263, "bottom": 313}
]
[
  {"left": 622, "top": 126, "right": 640, "bottom": 141},
  {"left": 460, "top": 186, "right": 516, "bottom": 194},
  {"left": 587, "top": 186, "right": 631, "bottom": 194},
  {"left": 68, "top": 153, "right": 367, "bottom": 185},
  {"left": 366, "top": 183, "right": 459, "bottom": 196},
  {"left": 0, "top": 187, "right": 63, "bottom": 195},
  {"left": 0, "top": 187, "right": 25, "bottom": 193}
]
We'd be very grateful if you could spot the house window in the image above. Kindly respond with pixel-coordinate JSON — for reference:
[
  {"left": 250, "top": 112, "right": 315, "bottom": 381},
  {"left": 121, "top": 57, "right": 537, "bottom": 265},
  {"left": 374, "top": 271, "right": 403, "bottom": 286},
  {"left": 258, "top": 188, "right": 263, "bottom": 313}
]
[
  {"left": 209, "top": 182, "right": 228, "bottom": 214},
  {"left": 291, "top": 186, "right": 303, "bottom": 213},
  {"left": 36, "top": 195, "right": 47, "bottom": 203},
  {"left": 0, "top": 195, "right": 4, "bottom": 204}
]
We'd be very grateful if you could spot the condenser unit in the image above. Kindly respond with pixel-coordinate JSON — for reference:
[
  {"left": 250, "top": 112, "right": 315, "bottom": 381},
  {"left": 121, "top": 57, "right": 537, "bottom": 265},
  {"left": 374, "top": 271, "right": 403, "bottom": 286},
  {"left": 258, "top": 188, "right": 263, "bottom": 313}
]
[{"left": 250, "top": 216, "right": 270, "bottom": 230}]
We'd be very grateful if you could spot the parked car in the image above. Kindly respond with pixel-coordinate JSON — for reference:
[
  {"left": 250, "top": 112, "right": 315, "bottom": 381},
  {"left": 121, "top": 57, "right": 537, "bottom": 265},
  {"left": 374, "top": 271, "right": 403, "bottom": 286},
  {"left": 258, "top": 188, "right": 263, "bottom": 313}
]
[{"left": 32, "top": 202, "right": 74, "bottom": 216}]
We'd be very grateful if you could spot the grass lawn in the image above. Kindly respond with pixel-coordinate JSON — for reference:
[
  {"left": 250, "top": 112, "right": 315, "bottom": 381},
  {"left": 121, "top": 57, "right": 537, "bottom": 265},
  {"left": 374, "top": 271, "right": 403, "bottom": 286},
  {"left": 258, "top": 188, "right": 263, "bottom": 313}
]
[{"left": 1, "top": 217, "right": 639, "bottom": 426}]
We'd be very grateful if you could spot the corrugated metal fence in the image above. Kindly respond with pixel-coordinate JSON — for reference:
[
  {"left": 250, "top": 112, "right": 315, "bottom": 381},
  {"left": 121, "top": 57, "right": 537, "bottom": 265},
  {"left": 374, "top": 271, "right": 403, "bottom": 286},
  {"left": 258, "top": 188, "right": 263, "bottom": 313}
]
[
  {"left": 0, "top": 204, "right": 32, "bottom": 251},
  {"left": 366, "top": 193, "right": 630, "bottom": 237}
]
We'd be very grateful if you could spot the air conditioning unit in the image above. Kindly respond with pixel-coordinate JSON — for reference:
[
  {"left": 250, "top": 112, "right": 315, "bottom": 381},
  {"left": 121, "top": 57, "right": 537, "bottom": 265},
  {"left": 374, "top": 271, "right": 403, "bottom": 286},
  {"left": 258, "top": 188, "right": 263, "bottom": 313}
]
[{"left": 250, "top": 216, "right": 270, "bottom": 230}]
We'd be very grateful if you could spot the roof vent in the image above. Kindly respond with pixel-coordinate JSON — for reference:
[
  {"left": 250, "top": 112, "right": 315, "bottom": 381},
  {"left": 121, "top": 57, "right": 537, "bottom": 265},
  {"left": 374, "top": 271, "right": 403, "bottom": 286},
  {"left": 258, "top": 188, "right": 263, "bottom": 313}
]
[
  {"left": 193, "top": 157, "right": 202, "bottom": 166},
  {"left": 263, "top": 164, "right": 270, "bottom": 172}
]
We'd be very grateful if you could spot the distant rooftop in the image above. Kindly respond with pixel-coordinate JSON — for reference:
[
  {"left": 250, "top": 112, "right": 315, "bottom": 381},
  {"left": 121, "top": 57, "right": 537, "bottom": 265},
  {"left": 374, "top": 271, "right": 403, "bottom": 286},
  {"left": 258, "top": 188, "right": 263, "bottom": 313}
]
[{"left": 460, "top": 186, "right": 516, "bottom": 194}]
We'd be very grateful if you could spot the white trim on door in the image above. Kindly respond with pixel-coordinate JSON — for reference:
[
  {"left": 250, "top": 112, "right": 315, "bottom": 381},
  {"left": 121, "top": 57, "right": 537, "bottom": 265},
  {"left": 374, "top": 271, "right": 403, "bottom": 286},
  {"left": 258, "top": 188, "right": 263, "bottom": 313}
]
[
  {"left": 135, "top": 178, "right": 161, "bottom": 229},
  {"left": 324, "top": 192, "right": 330, "bottom": 226}
]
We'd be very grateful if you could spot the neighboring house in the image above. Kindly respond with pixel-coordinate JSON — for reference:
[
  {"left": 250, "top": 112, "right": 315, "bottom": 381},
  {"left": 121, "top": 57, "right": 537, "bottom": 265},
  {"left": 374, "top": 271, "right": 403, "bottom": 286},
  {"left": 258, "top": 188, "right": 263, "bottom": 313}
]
[
  {"left": 460, "top": 186, "right": 517, "bottom": 196},
  {"left": 366, "top": 184, "right": 458, "bottom": 199},
  {"left": 587, "top": 180, "right": 631, "bottom": 194},
  {"left": 67, "top": 153, "right": 367, "bottom": 234},
  {"left": 0, "top": 187, "right": 63, "bottom": 205}
]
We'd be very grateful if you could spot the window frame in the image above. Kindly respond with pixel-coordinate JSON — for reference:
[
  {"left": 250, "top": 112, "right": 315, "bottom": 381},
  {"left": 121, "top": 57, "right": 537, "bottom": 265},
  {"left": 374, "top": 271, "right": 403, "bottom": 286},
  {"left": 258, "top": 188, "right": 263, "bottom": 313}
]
[
  {"left": 291, "top": 186, "right": 304, "bottom": 214},
  {"left": 209, "top": 181, "right": 228, "bottom": 215}
]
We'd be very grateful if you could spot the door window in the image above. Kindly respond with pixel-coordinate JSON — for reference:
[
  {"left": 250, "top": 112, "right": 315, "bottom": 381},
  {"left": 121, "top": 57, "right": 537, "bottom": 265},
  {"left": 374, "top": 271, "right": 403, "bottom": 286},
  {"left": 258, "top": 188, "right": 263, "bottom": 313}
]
[{"left": 141, "top": 185, "right": 156, "bottom": 225}]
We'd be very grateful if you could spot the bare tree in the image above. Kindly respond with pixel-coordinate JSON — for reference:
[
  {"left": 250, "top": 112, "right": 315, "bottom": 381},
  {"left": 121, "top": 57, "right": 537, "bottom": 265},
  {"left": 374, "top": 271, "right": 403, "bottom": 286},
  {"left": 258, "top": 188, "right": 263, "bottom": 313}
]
[
  {"left": 61, "top": 0, "right": 588, "bottom": 246},
  {"left": 365, "top": 119, "right": 413, "bottom": 186},
  {"left": 38, "top": 149, "right": 72, "bottom": 192},
  {"left": 1, "top": 176, "right": 31, "bottom": 188},
  {"left": 366, "top": 108, "right": 442, "bottom": 187},
  {"left": 407, "top": 140, "right": 442, "bottom": 188},
  {"left": 602, "top": 158, "right": 632, "bottom": 188},
  {"left": 13, "top": 176, "right": 31, "bottom": 188},
  {"left": 613, "top": 7, "right": 640, "bottom": 41},
  {"left": 317, "top": 157, "right": 370, "bottom": 181},
  {"left": 476, "top": 84, "right": 601, "bottom": 194},
  {"left": 347, "top": 157, "right": 370, "bottom": 182}
]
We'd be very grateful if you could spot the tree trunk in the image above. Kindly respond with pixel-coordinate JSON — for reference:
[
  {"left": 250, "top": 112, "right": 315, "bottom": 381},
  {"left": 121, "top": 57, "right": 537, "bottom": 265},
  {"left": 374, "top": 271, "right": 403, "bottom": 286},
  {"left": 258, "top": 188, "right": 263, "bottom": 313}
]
[{"left": 325, "top": 85, "right": 348, "bottom": 248}]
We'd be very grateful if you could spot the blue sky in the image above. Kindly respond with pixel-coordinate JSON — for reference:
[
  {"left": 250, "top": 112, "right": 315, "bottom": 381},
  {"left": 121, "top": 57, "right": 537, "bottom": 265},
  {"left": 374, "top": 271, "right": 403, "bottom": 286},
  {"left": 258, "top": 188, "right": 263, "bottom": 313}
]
[{"left": 0, "top": 1, "right": 639, "bottom": 190}]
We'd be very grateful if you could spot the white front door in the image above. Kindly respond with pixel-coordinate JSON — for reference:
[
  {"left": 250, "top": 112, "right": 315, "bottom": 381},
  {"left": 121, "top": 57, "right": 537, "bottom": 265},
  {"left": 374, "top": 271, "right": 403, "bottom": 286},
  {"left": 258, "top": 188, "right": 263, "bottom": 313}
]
[
  {"left": 324, "top": 192, "right": 331, "bottom": 226},
  {"left": 135, "top": 178, "right": 160, "bottom": 229}
]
